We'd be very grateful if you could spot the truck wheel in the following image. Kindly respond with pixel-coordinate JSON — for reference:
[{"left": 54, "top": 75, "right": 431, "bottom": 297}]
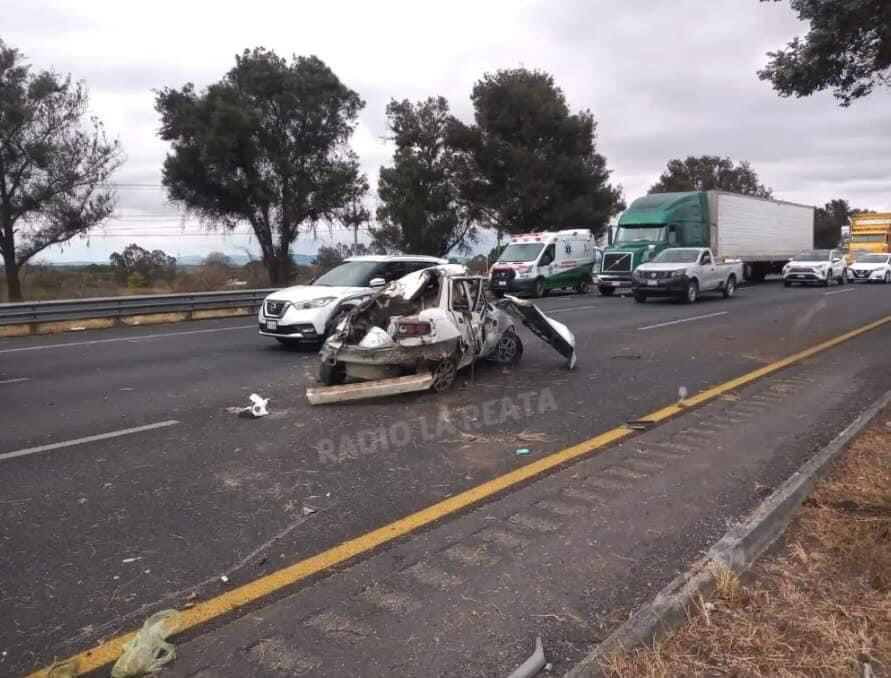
[
  {"left": 633, "top": 292, "right": 647, "bottom": 303},
  {"left": 722, "top": 275, "right": 736, "bottom": 299},
  {"left": 683, "top": 279, "right": 699, "bottom": 304},
  {"left": 575, "top": 279, "right": 591, "bottom": 295},
  {"left": 598, "top": 286, "right": 616, "bottom": 297},
  {"left": 533, "top": 278, "right": 545, "bottom": 298},
  {"left": 319, "top": 360, "right": 346, "bottom": 386}
]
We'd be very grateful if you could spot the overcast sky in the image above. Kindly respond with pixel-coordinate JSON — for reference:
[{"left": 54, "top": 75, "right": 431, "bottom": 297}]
[{"left": 5, "top": 0, "right": 890, "bottom": 262}]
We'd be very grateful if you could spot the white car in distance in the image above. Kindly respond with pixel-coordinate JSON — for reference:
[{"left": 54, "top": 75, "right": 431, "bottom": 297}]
[
  {"left": 258, "top": 255, "right": 448, "bottom": 345},
  {"left": 782, "top": 249, "right": 847, "bottom": 287},
  {"left": 846, "top": 253, "right": 891, "bottom": 284}
]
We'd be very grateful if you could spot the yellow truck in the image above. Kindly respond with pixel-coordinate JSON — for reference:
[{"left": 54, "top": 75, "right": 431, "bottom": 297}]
[{"left": 848, "top": 212, "right": 891, "bottom": 262}]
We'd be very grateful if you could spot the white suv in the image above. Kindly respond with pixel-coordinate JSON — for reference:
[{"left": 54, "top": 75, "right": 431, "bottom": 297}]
[
  {"left": 783, "top": 249, "right": 847, "bottom": 287},
  {"left": 258, "top": 255, "right": 448, "bottom": 345}
]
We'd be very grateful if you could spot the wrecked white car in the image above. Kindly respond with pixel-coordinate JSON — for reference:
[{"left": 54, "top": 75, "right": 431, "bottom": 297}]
[{"left": 306, "top": 265, "right": 576, "bottom": 405}]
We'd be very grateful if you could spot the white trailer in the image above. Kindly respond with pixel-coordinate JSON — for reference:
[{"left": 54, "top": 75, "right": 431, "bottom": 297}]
[{"left": 707, "top": 192, "right": 814, "bottom": 281}]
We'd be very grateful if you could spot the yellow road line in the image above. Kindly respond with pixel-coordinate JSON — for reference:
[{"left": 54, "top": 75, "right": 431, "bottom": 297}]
[{"left": 29, "top": 314, "right": 891, "bottom": 677}]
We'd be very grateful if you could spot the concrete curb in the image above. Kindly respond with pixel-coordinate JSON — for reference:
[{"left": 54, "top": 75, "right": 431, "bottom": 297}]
[{"left": 565, "top": 387, "right": 891, "bottom": 678}]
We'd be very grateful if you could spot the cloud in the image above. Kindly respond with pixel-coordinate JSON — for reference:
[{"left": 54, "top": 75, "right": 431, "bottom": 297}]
[{"left": 3, "top": 0, "right": 889, "bottom": 263}]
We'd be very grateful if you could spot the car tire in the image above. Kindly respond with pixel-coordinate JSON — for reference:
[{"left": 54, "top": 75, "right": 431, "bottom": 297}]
[
  {"left": 533, "top": 278, "right": 545, "bottom": 298},
  {"left": 491, "top": 330, "right": 524, "bottom": 365},
  {"left": 683, "top": 279, "right": 699, "bottom": 304},
  {"left": 430, "top": 358, "right": 458, "bottom": 392},
  {"left": 823, "top": 274, "right": 832, "bottom": 287},
  {"left": 885, "top": 271, "right": 891, "bottom": 284},
  {"left": 319, "top": 360, "right": 346, "bottom": 386},
  {"left": 598, "top": 286, "right": 616, "bottom": 297},
  {"left": 633, "top": 292, "right": 647, "bottom": 303},
  {"left": 839, "top": 269, "right": 847, "bottom": 285},
  {"left": 575, "top": 278, "right": 591, "bottom": 295},
  {"left": 722, "top": 275, "right": 737, "bottom": 299}
]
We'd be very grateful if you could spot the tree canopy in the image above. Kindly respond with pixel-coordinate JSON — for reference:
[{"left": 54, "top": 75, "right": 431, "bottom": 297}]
[
  {"left": 155, "top": 48, "right": 367, "bottom": 285},
  {"left": 0, "top": 39, "right": 123, "bottom": 301},
  {"left": 759, "top": 0, "right": 891, "bottom": 106},
  {"left": 815, "top": 199, "right": 872, "bottom": 249},
  {"left": 109, "top": 244, "right": 176, "bottom": 284},
  {"left": 373, "top": 97, "right": 477, "bottom": 256},
  {"left": 649, "top": 156, "right": 773, "bottom": 198},
  {"left": 451, "top": 68, "right": 624, "bottom": 237}
]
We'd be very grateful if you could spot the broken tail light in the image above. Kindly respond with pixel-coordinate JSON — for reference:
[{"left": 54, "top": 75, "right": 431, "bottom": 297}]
[{"left": 397, "top": 321, "right": 432, "bottom": 337}]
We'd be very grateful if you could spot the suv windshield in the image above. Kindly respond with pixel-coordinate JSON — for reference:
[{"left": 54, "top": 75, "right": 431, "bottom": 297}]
[
  {"left": 615, "top": 226, "right": 666, "bottom": 243},
  {"left": 498, "top": 243, "right": 544, "bottom": 262},
  {"left": 858, "top": 254, "right": 890, "bottom": 264},
  {"left": 313, "top": 260, "right": 381, "bottom": 287},
  {"left": 792, "top": 250, "right": 831, "bottom": 261},
  {"left": 651, "top": 249, "right": 699, "bottom": 263}
]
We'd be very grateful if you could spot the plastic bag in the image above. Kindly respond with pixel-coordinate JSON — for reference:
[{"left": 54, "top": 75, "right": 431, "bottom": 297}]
[
  {"left": 111, "top": 609, "right": 181, "bottom": 677},
  {"left": 47, "top": 660, "right": 78, "bottom": 678}
]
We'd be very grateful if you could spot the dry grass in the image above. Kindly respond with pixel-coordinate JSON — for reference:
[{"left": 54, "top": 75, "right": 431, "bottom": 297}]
[{"left": 602, "top": 409, "right": 891, "bottom": 678}]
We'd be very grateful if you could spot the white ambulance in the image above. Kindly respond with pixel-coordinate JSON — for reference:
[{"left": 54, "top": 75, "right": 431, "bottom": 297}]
[{"left": 488, "top": 230, "right": 601, "bottom": 297}]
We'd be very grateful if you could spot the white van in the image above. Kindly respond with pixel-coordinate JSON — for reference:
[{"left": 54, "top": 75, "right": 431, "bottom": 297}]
[{"left": 488, "top": 230, "right": 601, "bottom": 297}]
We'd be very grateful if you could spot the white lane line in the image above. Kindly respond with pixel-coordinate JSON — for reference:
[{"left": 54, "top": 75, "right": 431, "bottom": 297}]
[
  {"left": 825, "top": 288, "right": 855, "bottom": 296},
  {"left": 638, "top": 311, "right": 728, "bottom": 331},
  {"left": 0, "top": 420, "right": 181, "bottom": 462},
  {"left": 546, "top": 304, "right": 604, "bottom": 314},
  {"left": 0, "top": 377, "right": 29, "bottom": 384},
  {"left": 0, "top": 324, "right": 256, "bottom": 354}
]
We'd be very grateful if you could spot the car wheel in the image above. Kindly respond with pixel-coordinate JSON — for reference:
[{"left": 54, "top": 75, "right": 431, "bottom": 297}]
[
  {"left": 633, "top": 292, "right": 647, "bottom": 303},
  {"left": 683, "top": 279, "right": 699, "bottom": 304},
  {"left": 575, "top": 278, "right": 590, "bottom": 295},
  {"left": 532, "top": 278, "right": 545, "bottom": 298},
  {"left": 598, "top": 286, "right": 616, "bottom": 297},
  {"left": 722, "top": 275, "right": 736, "bottom": 299},
  {"left": 491, "top": 330, "right": 524, "bottom": 365},
  {"left": 823, "top": 274, "right": 832, "bottom": 287},
  {"left": 319, "top": 360, "right": 346, "bottom": 386},
  {"left": 839, "top": 269, "right": 847, "bottom": 285},
  {"left": 430, "top": 358, "right": 458, "bottom": 392},
  {"left": 885, "top": 271, "right": 891, "bottom": 284}
]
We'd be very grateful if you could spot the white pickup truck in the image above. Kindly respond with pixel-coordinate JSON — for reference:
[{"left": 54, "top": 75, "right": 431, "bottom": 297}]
[{"left": 630, "top": 247, "right": 743, "bottom": 303}]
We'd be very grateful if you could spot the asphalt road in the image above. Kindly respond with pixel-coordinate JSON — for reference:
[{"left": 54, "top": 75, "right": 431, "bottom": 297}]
[{"left": 1, "top": 280, "right": 890, "bottom": 674}]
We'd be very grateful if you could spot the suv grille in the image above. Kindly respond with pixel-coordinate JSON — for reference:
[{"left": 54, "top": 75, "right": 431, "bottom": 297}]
[
  {"left": 602, "top": 252, "right": 633, "bottom": 273},
  {"left": 491, "top": 268, "right": 516, "bottom": 282},
  {"left": 265, "top": 300, "right": 288, "bottom": 317}
]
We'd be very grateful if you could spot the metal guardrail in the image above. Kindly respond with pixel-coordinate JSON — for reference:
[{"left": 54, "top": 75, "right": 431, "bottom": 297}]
[{"left": 0, "top": 288, "right": 279, "bottom": 326}]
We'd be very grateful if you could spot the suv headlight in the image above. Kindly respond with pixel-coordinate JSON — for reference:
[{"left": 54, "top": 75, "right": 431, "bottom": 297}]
[
  {"left": 300, "top": 297, "right": 337, "bottom": 309},
  {"left": 669, "top": 269, "right": 684, "bottom": 278}
]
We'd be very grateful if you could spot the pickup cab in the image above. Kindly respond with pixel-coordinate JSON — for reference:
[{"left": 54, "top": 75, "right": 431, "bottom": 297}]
[{"left": 631, "top": 247, "right": 743, "bottom": 304}]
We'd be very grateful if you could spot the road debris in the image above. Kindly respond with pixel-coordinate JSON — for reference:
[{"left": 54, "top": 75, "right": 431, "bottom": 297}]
[
  {"left": 220, "top": 575, "right": 229, "bottom": 584},
  {"left": 515, "top": 448, "right": 531, "bottom": 456},
  {"left": 110, "top": 609, "right": 181, "bottom": 678},
  {"left": 507, "top": 636, "right": 546, "bottom": 678},
  {"left": 121, "top": 557, "right": 141, "bottom": 564},
  {"left": 47, "top": 660, "right": 78, "bottom": 677},
  {"left": 302, "top": 505, "right": 317, "bottom": 516},
  {"left": 226, "top": 393, "right": 270, "bottom": 418}
]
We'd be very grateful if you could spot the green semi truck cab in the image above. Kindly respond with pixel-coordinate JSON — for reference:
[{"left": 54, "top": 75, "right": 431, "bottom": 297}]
[{"left": 598, "top": 192, "right": 708, "bottom": 295}]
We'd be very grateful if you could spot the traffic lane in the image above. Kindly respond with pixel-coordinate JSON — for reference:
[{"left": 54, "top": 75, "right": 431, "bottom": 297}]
[
  {"left": 0, "top": 282, "right": 788, "bottom": 450},
  {"left": 0, "top": 325, "right": 319, "bottom": 451},
  {"left": 4, "top": 297, "right": 890, "bottom": 671}
]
